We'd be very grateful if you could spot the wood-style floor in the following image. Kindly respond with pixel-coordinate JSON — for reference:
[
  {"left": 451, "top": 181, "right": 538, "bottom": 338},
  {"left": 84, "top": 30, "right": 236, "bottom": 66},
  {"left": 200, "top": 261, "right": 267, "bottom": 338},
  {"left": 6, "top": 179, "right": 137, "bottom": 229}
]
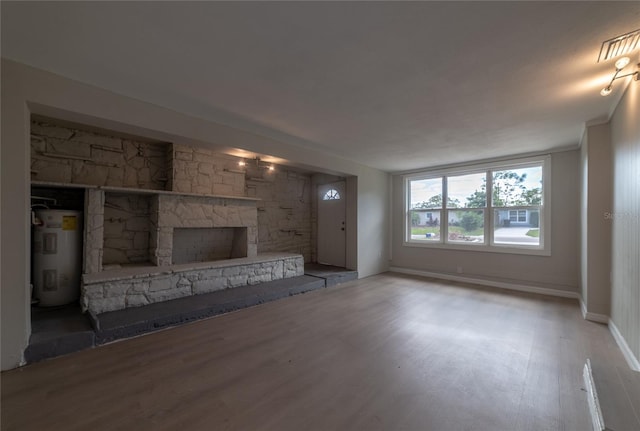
[{"left": 1, "top": 273, "right": 627, "bottom": 430}]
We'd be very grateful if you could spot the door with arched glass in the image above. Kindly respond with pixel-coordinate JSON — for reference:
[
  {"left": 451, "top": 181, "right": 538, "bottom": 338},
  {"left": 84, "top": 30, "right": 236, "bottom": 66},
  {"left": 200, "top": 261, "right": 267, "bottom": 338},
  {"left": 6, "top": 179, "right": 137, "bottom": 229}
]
[{"left": 317, "top": 181, "right": 346, "bottom": 266}]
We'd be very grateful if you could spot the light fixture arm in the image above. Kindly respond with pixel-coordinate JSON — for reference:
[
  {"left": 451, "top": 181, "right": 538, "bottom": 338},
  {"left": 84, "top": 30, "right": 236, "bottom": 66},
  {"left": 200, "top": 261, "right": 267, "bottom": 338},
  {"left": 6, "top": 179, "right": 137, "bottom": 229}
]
[
  {"left": 613, "top": 70, "right": 640, "bottom": 81},
  {"left": 600, "top": 60, "right": 640, "bottom": 96},
  {"left": 605, "top": 66, "right": 639, "bottom": 88}
]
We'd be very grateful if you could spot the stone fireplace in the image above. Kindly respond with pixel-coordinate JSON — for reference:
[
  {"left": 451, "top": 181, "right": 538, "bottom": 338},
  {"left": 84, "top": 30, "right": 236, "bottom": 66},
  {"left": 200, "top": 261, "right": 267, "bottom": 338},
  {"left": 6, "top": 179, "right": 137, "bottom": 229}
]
[
  {"left": 150, "top": 193, "right": 258, "bottom": 266},
  {"left": 84, "top": 189, "right": 259, "bottom": 273},
  {"left": 81, "top": 188, "right": 305, "bottom": 315}
]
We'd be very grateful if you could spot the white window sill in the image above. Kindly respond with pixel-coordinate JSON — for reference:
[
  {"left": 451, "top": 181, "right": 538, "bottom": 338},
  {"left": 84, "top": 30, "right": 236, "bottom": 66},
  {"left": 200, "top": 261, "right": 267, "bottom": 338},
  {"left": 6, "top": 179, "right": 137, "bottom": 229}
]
[{"left": 402, "top": 239, "right": 551, "bottom": 256}]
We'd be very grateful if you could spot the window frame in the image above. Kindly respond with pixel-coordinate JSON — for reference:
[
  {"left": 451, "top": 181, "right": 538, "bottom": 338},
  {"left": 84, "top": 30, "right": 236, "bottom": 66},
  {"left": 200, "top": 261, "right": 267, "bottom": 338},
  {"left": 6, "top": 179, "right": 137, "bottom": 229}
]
[{"left": 403, "top": 155, "right": 551, "bottom": 256}]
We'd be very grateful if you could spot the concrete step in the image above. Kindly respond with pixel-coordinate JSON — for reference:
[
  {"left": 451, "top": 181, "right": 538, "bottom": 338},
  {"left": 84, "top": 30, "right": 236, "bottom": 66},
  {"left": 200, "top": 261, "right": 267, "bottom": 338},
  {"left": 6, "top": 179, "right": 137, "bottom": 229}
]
[
  {"left": 24, "top": 273, "right": 332, "bottom": 363},
  {"left": 92, "top": 275, "right": 326, "bottom": 344},
  {"left": 304, "top": 263, "right": 358, "bottom": 287},
  {"left": 25, "top": 304, "right": 96, "bottom": 364}
]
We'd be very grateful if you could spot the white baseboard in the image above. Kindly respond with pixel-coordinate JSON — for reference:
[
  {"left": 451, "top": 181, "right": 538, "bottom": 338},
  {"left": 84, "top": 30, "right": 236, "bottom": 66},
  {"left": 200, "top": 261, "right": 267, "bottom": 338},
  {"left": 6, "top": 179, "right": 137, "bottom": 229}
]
[
  {"left": 583, "top": 359, "right": 605, "bottom": 431},
  {"left": 609, "top": 320, "right": 640, "bottom": 372},
  {"left": 389, "top": 267, "right": 580, "bottom": 299},
  {"left": 579, "top": 299, "right": 610, "bottom": 324}
]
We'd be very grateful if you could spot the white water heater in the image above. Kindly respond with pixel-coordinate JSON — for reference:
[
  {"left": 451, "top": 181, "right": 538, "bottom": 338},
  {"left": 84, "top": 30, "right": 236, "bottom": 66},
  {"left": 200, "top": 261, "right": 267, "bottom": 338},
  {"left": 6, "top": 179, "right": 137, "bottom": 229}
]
[{"left": 32, "top": 209, "right": 83, "bottom": 306}]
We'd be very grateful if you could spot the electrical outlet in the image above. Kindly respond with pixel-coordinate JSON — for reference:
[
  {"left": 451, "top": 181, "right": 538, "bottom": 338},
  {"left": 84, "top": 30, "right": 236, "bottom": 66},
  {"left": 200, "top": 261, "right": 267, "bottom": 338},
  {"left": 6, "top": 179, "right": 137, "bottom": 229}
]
[{"left": 456, "top": 266, "right": 463, "bottom": 274}]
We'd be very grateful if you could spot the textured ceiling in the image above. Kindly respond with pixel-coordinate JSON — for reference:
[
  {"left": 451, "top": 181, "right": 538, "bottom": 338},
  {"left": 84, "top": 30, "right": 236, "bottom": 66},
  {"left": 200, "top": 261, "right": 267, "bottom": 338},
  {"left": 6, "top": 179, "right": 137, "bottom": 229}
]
[{"left": 2, "top": 2, "right": 640, "bottom": 172}]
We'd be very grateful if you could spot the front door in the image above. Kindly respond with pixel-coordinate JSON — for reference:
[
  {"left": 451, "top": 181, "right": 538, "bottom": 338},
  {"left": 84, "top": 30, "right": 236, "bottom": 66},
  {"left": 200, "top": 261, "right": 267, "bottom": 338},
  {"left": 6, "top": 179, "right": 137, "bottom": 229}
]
[{"left": 317, "top": 181, "right": 346, "bottom": 267}]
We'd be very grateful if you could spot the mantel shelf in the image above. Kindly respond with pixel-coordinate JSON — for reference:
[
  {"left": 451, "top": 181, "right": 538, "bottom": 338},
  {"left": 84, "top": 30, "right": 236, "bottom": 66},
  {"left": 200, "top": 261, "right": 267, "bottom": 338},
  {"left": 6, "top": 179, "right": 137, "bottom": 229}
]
[{"left": 31, "top": 181, "right": 261, "bottom": 202}]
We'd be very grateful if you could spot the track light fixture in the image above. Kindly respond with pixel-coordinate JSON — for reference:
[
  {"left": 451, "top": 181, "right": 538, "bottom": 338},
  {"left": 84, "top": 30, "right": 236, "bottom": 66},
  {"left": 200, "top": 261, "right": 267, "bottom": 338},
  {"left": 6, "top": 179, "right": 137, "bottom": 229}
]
[
  {"left": 238, "top": 157, "right": 274, "bottom": 171},
  {"left": 600, "top": 56, "right": 640, "bottom": 96}
]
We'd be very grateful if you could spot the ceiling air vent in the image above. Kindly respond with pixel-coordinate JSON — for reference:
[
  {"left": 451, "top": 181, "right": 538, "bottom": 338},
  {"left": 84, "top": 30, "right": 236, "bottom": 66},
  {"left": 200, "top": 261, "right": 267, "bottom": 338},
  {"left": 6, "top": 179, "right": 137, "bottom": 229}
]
[{"left": 598, "top": 28, "right": 640, "bottom": 63}]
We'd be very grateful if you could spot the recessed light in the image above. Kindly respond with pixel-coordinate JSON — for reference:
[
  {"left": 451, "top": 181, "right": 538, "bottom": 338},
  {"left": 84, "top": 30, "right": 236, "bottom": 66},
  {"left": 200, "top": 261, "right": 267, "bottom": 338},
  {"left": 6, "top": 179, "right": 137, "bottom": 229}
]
[{"left": 615, "top": 57, "right": 631, "bottom": 70}]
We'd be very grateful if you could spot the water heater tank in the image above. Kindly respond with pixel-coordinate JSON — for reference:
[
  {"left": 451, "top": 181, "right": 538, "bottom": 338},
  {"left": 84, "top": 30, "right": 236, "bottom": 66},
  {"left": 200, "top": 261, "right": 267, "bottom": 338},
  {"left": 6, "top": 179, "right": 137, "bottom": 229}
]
[{"left": 32, "top": 209, "right": 83, "bottom": 306}]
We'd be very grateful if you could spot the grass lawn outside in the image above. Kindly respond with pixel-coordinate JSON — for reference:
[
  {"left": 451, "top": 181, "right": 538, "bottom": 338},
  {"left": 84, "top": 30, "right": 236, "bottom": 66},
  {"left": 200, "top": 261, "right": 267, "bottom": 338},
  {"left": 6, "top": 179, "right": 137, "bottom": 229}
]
[
  {"left": 526, "top": 229, "right": 540, "bottom": 238},
  {"left": 411, "top": 227, "right": 440, "bottom": 235}
]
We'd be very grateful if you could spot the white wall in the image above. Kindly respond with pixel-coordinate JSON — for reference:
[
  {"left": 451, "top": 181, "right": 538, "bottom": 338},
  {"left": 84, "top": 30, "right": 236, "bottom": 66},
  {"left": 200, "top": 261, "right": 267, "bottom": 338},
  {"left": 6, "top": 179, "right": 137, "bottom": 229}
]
[
  {"left": 390, "top": 150, "right": 580, "bottom": 292},
  {"left": 579, "top": 123, "right": 612, "bottom": 318},
  {"left": 609, "top": 78, "right": 640, "bottom": 368},
  {"left": 1, "top": 61, "right": 33, "bottom": 371},
  {"left": 352, "top": 171, "right": 389, "bottom": 276},
  {"left": 0, "top": 59, "right": 390, "bottom": 370}
]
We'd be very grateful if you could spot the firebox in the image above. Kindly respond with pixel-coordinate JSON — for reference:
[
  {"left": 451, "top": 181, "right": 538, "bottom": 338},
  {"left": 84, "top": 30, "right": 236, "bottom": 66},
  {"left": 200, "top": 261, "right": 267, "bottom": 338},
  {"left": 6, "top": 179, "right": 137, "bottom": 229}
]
[{"left": 172, "top": 227, "right": 248, "bottom": 264}]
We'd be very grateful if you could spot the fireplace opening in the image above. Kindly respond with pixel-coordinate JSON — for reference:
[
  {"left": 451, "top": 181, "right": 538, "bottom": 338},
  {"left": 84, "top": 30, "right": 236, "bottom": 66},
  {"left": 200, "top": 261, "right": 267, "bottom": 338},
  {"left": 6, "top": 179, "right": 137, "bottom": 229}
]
[{"left": 172, "top": 227, "right": 248, "bottom": 264}]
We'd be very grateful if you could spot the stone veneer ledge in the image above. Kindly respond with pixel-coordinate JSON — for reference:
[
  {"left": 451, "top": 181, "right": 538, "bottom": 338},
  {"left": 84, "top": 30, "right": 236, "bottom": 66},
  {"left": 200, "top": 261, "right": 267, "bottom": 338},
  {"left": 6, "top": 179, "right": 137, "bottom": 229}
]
[
  {"left": 31, "top": 181, "right": 261, "bottom": 201},
  {"left": 82, "top": 253, "right": 304, "bottom": 315}
]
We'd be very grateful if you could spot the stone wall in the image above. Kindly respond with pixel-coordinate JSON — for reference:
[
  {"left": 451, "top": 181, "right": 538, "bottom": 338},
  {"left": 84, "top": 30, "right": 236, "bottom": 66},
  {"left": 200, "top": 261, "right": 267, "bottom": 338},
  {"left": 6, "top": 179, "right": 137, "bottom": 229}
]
[
  {"left": 170, "top": 144, "right": 245, "bottom": 196},
  {"left": 31, "top": 118, "right": 320, "bottom": 313},
  {"left": 82, "top": 254, "right": 304, "bottom": 314},
  {"left": 103, "top": 193, "right": 152, "bottom": 266},
  {"left": 30, "top": 118, "right": 317, "bottom": 266},
  {"left": 84, "top": 189, "right": 104, "bottom": 274},
  {"left": 30, "top": 119, "right": 169, "bottom": 190},
  {"left": 246, "top": 166, "right": 313, "bottom": 262},
  {"left": 169, "top": 145, "right": 315, "bottom": 263}
]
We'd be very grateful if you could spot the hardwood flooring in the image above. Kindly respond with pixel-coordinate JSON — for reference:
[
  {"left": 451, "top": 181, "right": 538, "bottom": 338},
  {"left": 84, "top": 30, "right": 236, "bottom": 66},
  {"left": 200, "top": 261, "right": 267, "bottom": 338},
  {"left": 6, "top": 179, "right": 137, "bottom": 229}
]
[{"left": 1, "top": 273, "right": 628, "bottom": 430}]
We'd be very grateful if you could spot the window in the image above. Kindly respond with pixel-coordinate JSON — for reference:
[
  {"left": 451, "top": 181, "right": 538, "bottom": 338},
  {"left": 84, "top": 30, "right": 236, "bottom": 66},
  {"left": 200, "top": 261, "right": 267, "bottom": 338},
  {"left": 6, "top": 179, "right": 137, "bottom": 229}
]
[
  {"left": 404, "top": 155, "right": 549, "bottom": 255},
  {"left": 323, "top": 189, "right": 341, "bottom": 200},
  {"left": 492, "top": 165, "right": 543, "bottom": 247},
  {"left": 508, "top": 210, "right": 526, "bottom": 222},
  {"left": 446, "top": 172, "right": 486, "bottom": 244},
  {"left": 408, "top": 177, "right": 442, "bottom": 241}
]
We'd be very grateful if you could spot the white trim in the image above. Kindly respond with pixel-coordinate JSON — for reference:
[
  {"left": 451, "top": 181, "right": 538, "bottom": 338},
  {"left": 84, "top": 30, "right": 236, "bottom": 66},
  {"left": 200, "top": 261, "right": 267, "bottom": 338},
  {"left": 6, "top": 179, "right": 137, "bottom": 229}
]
[
  {"left": 583, "top": 359, "right": 606, "bottom": 431},
  {"left": 403, "top": 155, "right": 547, "bottom": 185},
  {"left": 579, "top": 299, "right": 610, "bottom": 324},
  {"left": 609, "top": 320, "right": 640, "bottom": 372},
  {"left": 389, "top": 174, "right": 393, "bottom": 262},
  {"left": 579, "top": 126, "right": 587, "bottom": 149},
  {"left": 402, "top": 239, "right": 551, "bottom": 256},
  {"left": 394, "top": 147, "right": 576, "bottom": 176},
  {"left": 389, "top": 267, "right": 579, "bottom": 299}
]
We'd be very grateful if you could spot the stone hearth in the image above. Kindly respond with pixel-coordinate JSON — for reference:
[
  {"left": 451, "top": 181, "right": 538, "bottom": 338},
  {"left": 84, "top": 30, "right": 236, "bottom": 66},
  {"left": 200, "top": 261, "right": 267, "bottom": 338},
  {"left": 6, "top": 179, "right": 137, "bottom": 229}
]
[{"left": 82, "top": 253, "right": 304, "bottom": 314}]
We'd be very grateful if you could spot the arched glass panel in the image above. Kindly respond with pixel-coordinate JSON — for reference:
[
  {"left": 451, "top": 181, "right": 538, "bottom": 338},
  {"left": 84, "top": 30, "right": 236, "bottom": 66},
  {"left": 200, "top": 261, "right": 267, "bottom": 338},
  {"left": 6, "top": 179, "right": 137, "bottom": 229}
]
[{"left": 323, "top": 189, "right": 341, "bottom": 200}]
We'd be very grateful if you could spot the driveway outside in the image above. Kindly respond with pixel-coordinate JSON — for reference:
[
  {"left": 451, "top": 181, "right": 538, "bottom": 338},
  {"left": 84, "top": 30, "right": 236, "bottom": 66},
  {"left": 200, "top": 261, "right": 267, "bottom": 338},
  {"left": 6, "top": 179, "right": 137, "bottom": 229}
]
[{"left": 494, "top": 227, "right": 538, "bottom": 244}]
